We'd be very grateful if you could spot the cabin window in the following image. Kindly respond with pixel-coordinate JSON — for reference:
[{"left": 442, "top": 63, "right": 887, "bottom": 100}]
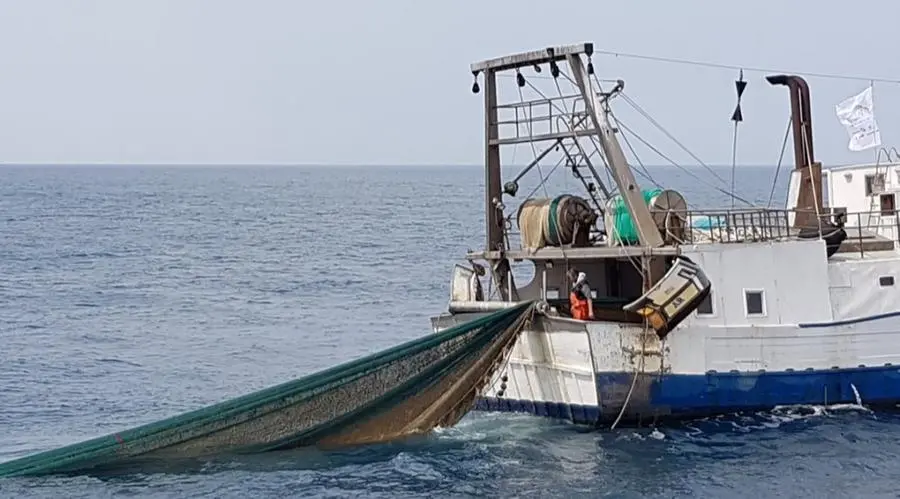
[
  {"left": 744, "top": 289, "right": 766, "bottom": 316},
  {"left": 696, "top": 292, "right": 714, "bottom": 315},
  {"left": 546, "top": 288, "right": 560, "bottom": 299},
  {"left": 880, "top": 193, "right": 896, "bottom": 216},
  {"left": 865, "top": 173, "right": 885, "bottom": 196},
  {"left": 879, "top": 276, "right": 895, "bottom": 287}
]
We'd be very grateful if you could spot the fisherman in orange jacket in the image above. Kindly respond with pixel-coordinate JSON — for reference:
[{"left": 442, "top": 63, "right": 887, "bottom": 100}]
[{"left": 569, "top": 271, "right": 595, "bottom": 321}]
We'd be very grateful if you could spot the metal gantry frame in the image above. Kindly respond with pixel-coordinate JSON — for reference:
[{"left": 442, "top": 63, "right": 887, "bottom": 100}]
[{"left": 470, "top": 43, "right": 664, "bottom": 276}]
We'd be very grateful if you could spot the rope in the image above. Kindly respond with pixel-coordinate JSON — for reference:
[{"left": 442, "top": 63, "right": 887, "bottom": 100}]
[
  {"left": 610, "top": 320, "right": 650, "bottom": 430},
  {"left": 801, "top": 131, "right": 824, "bottom": 237},
  {"left": 606, "top": 108, "right": 660, "bottom": 189},
  {"left": 499, "top": 52, "right": 900, "bottom": 90},
  {"left": 574, "top": 73, "right": 647, "bottom": 274},
  {"left": 516, "top": 82, "right": 550, "bottom": 199},
  {"left": 620, "top": 93, "right": 730, "bottom": 187},
  {"left": 730, "top": 121, "right": 739, "bottom": 210},
  {"left": 484, "top": 307, "right": 536, "bottom": 394},
  {"left": 767, "top": 115, "right": 793, "bottom": 208},
  {"left": 592, "top": 49, "right": 900, "bottom": 85},
  {"left": 504, "top": 64, "right": 656, "bottom": 430},
  {"left": 613, "top": 118, "right": 754, "bottom": 206},
  {"left": 577, "top": 75, "right": 655, "bottom": 248}
]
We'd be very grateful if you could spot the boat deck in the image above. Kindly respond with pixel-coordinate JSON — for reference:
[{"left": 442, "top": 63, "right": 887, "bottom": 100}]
[
  {"left": 468, "top": 226, "right": 895, "bottom": 262},
  {"left": 836, "top": 227, "right": 897, "bottom": 253}
]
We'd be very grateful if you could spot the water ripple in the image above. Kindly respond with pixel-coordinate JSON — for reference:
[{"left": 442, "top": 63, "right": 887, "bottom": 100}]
[{"left": 1, "top": 165, "right": 897, "bottom": 498}]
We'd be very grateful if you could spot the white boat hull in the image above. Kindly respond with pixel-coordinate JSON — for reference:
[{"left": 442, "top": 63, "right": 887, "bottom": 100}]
[{"left": 432, "top": 309, "right": 900, "bottom": 425}]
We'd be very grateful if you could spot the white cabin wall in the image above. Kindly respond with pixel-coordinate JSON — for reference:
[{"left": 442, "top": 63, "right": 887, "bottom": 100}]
[
  {"left": 680, "top": 240, "right": 833, "bottom": 327},
  {"left": 666, "top": 316, "right": 900, "bottom": 374},
  {"left": 663, "top": 243, "right": 900, "bottom": 375},
  {"left": 828, "top": 257, "right": 900, "bottom": 320},
  {"left": 827, "top": 163, "right": 900, "bottom": 234},
  {"left": 829, "top": 165, "right": 878, "bottom": 220}
]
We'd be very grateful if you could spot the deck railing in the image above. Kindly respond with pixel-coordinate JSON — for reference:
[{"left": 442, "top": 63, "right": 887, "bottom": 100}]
[
  {"left": 502, "top": 206, "right": 900, "bottom": 256},
  {"left": 678, "top": 208, "right": 792, "bottom": 244},
  {"left": 679, "top": 207, "right": 895, "bottom": 242}
]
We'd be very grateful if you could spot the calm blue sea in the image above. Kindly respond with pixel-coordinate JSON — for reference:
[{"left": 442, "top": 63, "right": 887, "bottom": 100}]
[{"left": 1, "top": 164, "right": 897, "bottom": 498}]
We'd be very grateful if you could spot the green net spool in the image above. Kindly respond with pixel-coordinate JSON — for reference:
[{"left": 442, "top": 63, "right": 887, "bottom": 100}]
[
  {"left": 545, "top": 195, "right": 566, "bottom": 246},
  {"left": 609, "top": 188, "right": 662, "bottom": 245}
]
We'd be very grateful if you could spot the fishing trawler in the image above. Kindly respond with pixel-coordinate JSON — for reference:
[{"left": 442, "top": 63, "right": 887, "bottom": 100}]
[{"left": 431, "top": 42, "right": 900, "bottom": 426}]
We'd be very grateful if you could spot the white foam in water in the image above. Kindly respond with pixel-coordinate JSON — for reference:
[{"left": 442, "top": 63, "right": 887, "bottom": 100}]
[
  {"left": 818, "top": 384, "right": 872, "bottom": 414},
  {"left": 676, "top": 398, "right": 881, "bottom": 436},
  {"left": 850, "top": 383, "right": 864, "bottom": 407},
  {"left": 432, "top": 411, "right": 549, "bottom": 444},
  {"left": 438, "top": 392, "right": 874, "bottom": 444}
]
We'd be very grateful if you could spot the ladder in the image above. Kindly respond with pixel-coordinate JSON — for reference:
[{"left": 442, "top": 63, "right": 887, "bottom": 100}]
[
  {"left": 867, "top": 149, "right": 895, "bottom": 235},
  {"left": 558, "top": 142, "right": 608, "bottom": 215}
]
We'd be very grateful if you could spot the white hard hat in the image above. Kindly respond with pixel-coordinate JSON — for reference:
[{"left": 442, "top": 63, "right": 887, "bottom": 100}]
[{"left": 576, "top": 272, "right": 587, "bottom": 283}]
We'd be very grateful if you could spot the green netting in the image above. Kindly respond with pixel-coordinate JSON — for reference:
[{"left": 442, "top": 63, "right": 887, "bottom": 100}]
[
  {"left": 545, "top": 195, "right": 564, "bottom": 246},
  {"left": 609, "top": 188, "right": 661, "bottom": 244},
  {"left": 0, "top": 302, "right": 535, "bottom": 478}
]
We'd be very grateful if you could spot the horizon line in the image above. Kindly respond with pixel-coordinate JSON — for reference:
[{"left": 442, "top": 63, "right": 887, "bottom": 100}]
[{"left": 0, "top": 162, "right": 789, "bottom": 169}]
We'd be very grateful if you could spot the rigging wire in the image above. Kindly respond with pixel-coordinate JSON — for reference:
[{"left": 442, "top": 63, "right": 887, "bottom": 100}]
[
  {"left": 552, "top": 74, "right": 616, "bottom": 213},
  {"left": 516, "top": 76, "right": 551, "bottom": 199},
  {"left": 730, "top": 124, "right": 739, "bottom": 210},
  {"left": 497, "top": 50, "right": 900, "bottom": 85},
  {"left": 767, "top": 116, "right": 793, "bottom": 208},
  {"left": 528, "top": 66, "right": 735, "bottom": 208},
  {"left": 802, "top": 131, "right": 824, "bottom": 237},
  {"left": 501, "top": 50, "right": 894, "bottom": 210},
  {"left": 574, "top": 71, "right": 653, "bottom": 272},
  {"left": 520, "top": 75, "right": 615, "bottom": 203},
  {"left": 533, "top": 63, "right": 753, "bottom": 209},
  {"left": 551, "top": 68, "right": 596, "bottom": 192},
  {"left": 518, "top": 156, "right": 567, "bottom": 203},
  {"left": 518, "top": 69, "right": 644, "bottom": 271},
  {"left": 593, "top": 49, "right": 900, "bottom": 85},
  {"left": 606, "top": 102, "right": 666, "bottom": 191},
  {"left": 613, "top": 118, "right": 754, "bottom": 206},
  {"left": 729, "top": 70, "right": 747, "bottom": 210},
  {"left": 590, "top": 72, "right": 656, "bottom": 189},
  {"left": 620, "top": 93, "right": 731, "bottom": 189}
]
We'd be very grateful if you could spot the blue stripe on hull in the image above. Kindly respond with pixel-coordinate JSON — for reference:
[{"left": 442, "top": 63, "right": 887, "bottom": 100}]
[{"left": 475, "top": 365, "right": 900, "bottom": 426}]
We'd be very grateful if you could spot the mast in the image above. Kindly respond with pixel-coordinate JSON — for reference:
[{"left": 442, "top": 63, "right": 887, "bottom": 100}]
[
  {"left": 566, "top": 52, "right": 663, "bottom": 248},
  {"left": 482, "top": 69, "right": 503, "bottom": 255},
  {"left": 470, "top": 42, "right": 664, "bottom": 256}
]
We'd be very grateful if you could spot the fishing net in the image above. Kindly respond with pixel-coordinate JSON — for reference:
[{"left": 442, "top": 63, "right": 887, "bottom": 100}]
[
  {"left": 517, "top": 195, "right": 595, "bottom": 252},
  {"left": 0, "top": 302, "right": 535, "bottom": 478}
]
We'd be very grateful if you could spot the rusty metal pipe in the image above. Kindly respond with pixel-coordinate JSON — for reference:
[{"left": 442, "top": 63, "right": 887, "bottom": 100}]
[{"left": 766, "top": 74, "right": 815, "bottom": 170}]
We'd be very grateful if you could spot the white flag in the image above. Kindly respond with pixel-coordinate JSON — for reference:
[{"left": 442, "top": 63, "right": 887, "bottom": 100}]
[{"left": 835, "top": 86, "right": 882, "bottom": 152}]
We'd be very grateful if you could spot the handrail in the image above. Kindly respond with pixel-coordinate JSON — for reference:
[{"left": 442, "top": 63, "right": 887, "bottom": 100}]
[
  {"left": 674, "top": 207, "right": 900, "bottom": 255},
  {"left": 501, "top": 206, "right": 900, "bottom": 257}
]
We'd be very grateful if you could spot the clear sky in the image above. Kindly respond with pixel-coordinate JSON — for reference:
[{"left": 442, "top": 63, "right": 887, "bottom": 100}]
[{"left": 1, "top": 0, "right": 899, "bottom": 167}]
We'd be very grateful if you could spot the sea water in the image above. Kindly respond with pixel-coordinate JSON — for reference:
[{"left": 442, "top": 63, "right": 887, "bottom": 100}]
[{"left": 1, "top": 164, "right": 898, "bottom": 498}]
